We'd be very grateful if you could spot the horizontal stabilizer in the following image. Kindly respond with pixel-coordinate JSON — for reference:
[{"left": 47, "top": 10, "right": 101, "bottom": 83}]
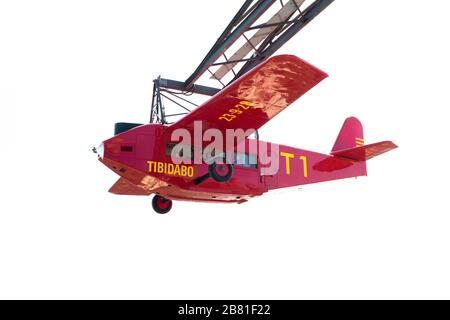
[{"left": 331, "top": 141, "right": 398, "bottom": 161}]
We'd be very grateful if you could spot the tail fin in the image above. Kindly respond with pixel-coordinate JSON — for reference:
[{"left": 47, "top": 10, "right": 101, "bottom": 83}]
[{"left": 332, "top": 117, "right": 364, "bottom": 153}]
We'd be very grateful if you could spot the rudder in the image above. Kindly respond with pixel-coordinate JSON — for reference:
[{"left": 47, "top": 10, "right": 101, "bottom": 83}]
[{"left": 332, "top": 117, "right": 364, "bottom": 153}]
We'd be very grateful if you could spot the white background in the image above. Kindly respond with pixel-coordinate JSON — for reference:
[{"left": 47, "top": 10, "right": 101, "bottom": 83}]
[{"left": 1, "top": 0, "right": 449, "bottom": 299}]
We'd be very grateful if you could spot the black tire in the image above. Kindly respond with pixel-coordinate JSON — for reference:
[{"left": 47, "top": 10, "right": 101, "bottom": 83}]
[
  {"left": 152, "top": 195, "right": 172, "bottom": 214},
  {"left": 114, "top": 122, "right": 143, "bottom": 135},
  {"left": 208, "top": 162, "right": 233, "bottom": 183}
]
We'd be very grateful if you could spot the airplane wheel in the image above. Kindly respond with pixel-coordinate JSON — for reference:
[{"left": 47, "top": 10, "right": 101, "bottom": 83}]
[
  {"left": 152, "top": 195, "right": 172, "bottom": 214},
  {"left": 208, "top": 162, "right": 233, "bottom": 183}
]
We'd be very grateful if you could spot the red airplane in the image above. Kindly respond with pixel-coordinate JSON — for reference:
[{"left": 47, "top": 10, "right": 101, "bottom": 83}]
[
  {"left": 94, "top": 54, "right": 397, "bottom": 214},
  {"left": 93, "top": 1, "right": 396, "bottom": 213}
]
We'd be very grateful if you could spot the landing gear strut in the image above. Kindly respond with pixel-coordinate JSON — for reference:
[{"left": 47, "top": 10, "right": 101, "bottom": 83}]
[{"left": 152, "top": 195, "right": 172, "bottom": 214}]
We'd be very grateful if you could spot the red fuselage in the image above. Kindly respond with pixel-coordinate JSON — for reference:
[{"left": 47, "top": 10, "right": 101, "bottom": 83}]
[{"left": 99, "top": 123, "right": 367, "bottom": 204}]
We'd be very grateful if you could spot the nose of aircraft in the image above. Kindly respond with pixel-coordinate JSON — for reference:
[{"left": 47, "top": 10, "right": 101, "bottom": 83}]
[{"left": 90, "top": 143, "right": 104, "bottom": 158}]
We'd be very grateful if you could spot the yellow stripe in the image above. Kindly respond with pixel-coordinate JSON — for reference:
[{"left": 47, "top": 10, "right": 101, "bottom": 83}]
[{"left": 355, "top": 138, "right": 364, "bottom": 142}]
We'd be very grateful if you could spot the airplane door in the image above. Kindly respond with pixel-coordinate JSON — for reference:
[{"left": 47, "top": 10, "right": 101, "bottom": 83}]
[
  {"left": 231, "top": 153, "right": 261, "bottom": 192},
  {"left": 263, "top": 174, "right": 278, "bottom": 188}
]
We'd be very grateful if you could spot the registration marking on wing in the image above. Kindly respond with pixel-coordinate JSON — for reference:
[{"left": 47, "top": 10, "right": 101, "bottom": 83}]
[{"left": 218, "top": 100, "right": 255, "bottom": 122}]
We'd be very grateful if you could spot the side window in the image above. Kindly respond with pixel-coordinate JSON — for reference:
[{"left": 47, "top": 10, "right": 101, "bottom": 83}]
[
  {"left": 166, "top": 143, "right": 193, "bottom": 161},
  {"left": 165, "top": 143, "right": 176, "bottom": 158},
  {"left": 234, "top": 153, "right": 246, "bottom": 166},
  {"left": 248, "top": 154, "right": 257, "bottom": 168},
  {"left": 233, "top": 153, "right": 257, "bottom": 169}
]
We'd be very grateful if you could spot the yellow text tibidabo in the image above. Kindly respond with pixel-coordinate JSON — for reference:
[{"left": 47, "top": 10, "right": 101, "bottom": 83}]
[{"left": 147, "top": 161, "right": 194, "bottom": 177}]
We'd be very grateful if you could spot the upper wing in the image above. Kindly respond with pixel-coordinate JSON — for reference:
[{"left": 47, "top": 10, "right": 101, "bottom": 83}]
[{"left": 168, "top": 55, "right": 327, "bottom": 140}]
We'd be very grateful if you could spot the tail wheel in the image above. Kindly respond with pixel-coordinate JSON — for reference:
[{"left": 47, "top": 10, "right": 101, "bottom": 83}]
[
  {"left": 208, "top": 162, "right": 233, "bottom": 183},
  {"left": 152, "top": 195, "right": 172, "bottom": 214}
]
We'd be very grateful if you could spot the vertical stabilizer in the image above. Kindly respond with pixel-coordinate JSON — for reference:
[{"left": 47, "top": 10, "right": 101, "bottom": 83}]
[{"left": 332, "top": 117, "right": 364, "bottom": 153}]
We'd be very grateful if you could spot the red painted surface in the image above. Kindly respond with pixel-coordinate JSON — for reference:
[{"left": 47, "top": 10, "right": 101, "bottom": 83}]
[
  {"left": 99, "top": 121, "right": 395, "bottom": 203},
  {"left": 96, "top": 55, "right": 397, "bottom": 205},
  {"left": 331, "top": 141, "right": 398, "bottom": 161},
  {"left": 332, "top": 117, "right": 364, "bottom": 152},
  {"left": 168, "top": 55, "right": 328, "bottom": 149}
]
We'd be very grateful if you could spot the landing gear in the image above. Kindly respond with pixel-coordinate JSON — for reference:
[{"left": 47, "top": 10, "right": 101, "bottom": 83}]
[
  {"left": 208, "top": 162, "right": 233, "bottom": 183},
  {"left": 152, "top": 195, "right": 172, "bottom": 214}
]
